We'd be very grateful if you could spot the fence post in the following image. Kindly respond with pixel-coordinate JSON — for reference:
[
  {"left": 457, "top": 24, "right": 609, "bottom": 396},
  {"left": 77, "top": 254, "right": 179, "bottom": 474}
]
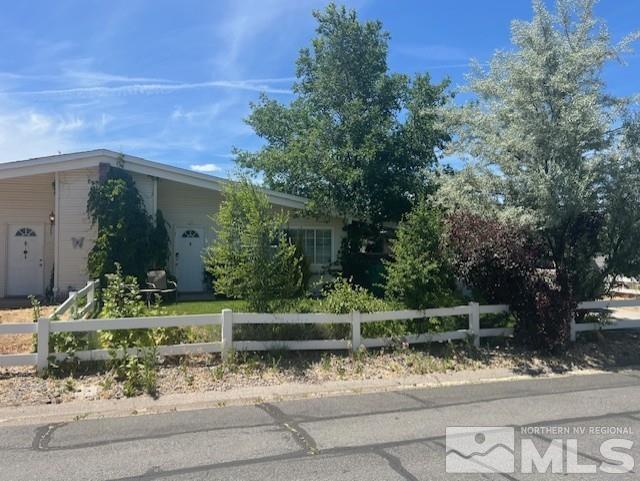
[
  {"left": 570, "top": 317, "right": 577, "bottom": 342},
  {"left": 351, "top": 310, "right": 361, "bottom": 352},
  {"left": 86, "top": 280, "right": 95, "bottom": 311},
  {"left": 468, "top": 302, "right": 480, "bottom": 348},
  {"left": 221, "top": 309, "right": 233, "bottom": 359},
  {"left": 36, "top": 317, "right": 50, "bottom": 375}
]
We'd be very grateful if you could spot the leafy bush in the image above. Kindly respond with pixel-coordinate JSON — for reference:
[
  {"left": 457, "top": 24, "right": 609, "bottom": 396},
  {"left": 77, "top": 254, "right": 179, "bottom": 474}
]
[
  {"left": 447, "top": 211, "right": 540, "bottom": 304},
  {"left": 87, "top": 164, "right": 170, "bottom": 282},
  {"left": 148, "top": 210, "right": 171, "bottom": 270},
  {"left": 319, "top": 276, "right": 389, "bottom": 314},
  {"left": 447, "top": 211, "right": 573, "bottom": 351},
  {"left": 99, "top": 264, "right": 188, "bottom": 349},
  {"left": 101, "top": 264, "right": 146, "bottom": 318},
  {"left": 383, "top": 199, "right": 456, "bottom": 309},
  {"left": 109, "top": 347, "right": 158, "bottom": 398},
  {"left": 203, "top": 178, "right": 304, "bottom": 312},
  {"left": 319, "top": 277, "right": 406, "bottom": 338},
  {"left": 339, "top": 221, "right": 388, "bottom": 297}
]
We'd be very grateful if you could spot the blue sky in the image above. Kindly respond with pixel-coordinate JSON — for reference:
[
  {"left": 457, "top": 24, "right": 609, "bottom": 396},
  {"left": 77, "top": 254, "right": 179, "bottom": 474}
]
[{"left": 0, "top": 0, "right": 638, "bottom": 175}]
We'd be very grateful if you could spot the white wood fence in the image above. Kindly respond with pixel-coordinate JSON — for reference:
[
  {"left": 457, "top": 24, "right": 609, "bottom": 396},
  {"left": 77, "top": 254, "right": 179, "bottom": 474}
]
[
  {"left": 0, "top": 279, "right": 98, "bottom": 371},
  {"left": 0, "top": 279, "right": 639, "bottom": 374}
]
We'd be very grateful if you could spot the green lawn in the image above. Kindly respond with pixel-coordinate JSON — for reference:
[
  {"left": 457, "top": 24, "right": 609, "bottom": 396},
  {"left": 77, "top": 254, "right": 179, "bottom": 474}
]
[{"left": 160, "top": 299, "right": 247, "bottom": 316}]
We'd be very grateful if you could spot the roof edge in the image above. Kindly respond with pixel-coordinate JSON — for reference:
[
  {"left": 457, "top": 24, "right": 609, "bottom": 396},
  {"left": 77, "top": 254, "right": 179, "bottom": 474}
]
[{"left": 0, "top": 149, "right": 308, "bottom": 209}]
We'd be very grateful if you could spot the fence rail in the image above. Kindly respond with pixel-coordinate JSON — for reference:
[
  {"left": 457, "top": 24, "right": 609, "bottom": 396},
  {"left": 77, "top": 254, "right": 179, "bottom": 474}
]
[
  {"left": 0, "top": 280, "right": 639, "bottom": 373},
  {"left": 51, "top": 280, "right": 99, "bottom": 320}
]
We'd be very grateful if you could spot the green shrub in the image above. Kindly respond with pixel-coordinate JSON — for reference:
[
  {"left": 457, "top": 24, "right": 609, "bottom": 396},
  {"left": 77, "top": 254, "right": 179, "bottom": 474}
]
[
  {"left": 101, "top": 263, "right": 146, "bottom": 318},
  {"left": 339, "top": 221, "right": 388, "bottom": 297},
  {"left": 203, "top": 178, "right": 304, "bottom": 312},
  {"left": 100, "top": 264, "right": 149, "bottom": 348},
  {"left": 99, "top": 265, "right": 190, "bottom": 349},
  {"left": 383, "top": 199, "right": 456, "bottom": 309},
  {"left": 319, "top": 277, "right": 390, "bottom": 314},
  {"left": 45, "top": 331, "right": 91, "bottom": 377},
  {"left": 87, "top": 164, "right": 170, "bottom": 283},
  {"left": 318, "top": 277, "right": 405, "bottom": 338},
  {"left": 109, "top": 347, "right": 158, "bottom": 398}
]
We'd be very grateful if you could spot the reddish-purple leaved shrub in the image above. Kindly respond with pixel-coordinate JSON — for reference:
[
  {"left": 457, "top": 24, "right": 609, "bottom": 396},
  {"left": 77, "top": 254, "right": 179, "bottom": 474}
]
[{"left": 447, "top": 211, "right": 573, "bottom": 352}]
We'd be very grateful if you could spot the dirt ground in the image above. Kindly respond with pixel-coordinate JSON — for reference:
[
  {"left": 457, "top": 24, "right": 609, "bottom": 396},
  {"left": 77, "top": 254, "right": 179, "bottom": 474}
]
[
  {"left": 1, "top": 330, "right": 638, "bottom": 407},
  {"left": 0, "top": 306, "right": 55, "bottom": 355}
]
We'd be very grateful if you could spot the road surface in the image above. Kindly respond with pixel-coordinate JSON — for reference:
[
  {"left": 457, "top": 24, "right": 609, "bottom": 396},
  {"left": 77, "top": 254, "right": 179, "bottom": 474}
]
[{"left": 1, "top": 371, "right": 640, "bottom": 480}]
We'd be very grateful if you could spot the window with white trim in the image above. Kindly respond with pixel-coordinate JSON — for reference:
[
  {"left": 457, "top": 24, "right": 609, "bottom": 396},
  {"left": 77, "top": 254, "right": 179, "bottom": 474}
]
[
  {"left": 15, "top": 227, "right": 37, "bottom": 237},
  {"left": 289, "top": 228, "right": 332, "bottom": 264}
]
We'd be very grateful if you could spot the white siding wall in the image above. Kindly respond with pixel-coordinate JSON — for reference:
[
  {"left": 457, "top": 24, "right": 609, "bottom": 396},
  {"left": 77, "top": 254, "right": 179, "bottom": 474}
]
[
  {"left": 0, "top": 174, "right": 55, "bottom": 297},
  {"left": 157, "top": 179, "right": 221, "bottom": 275},
  {"left": 131, "top": 172, "right": 155, "bottom": 214},
  {"left": 57, "top": 168, "right": 98, "bottom": 293}
]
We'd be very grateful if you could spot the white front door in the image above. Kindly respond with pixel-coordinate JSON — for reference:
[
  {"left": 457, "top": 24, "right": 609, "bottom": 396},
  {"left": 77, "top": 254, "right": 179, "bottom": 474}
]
[
  {"left": 174, "top": 227, "right": 205, "bottom": 292},
  {"left": 7, "top": 224, "right": 45, "bottom": 296}
]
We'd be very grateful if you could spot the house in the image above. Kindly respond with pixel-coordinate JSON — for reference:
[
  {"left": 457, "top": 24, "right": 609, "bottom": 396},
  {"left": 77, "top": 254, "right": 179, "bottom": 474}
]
[{"left": 0, "top": 149, "right": 346, "bottom": 298}]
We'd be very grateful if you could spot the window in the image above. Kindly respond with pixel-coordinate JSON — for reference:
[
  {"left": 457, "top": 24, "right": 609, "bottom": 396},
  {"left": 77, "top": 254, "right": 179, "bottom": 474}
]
[
  {"left": 182, "top": 229, "right": 200, "bottom": 238},
  {"left": 289, "top": 228, "right": 332, "bottom": 264},
  {"left": 15, "top": 227, "right": 36, "bottom": 237}
]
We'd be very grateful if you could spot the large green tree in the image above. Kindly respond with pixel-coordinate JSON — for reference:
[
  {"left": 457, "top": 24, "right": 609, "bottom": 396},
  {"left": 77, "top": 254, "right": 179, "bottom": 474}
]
[
  {"left": 236, "top": 3, "right": 450, "bottom": 225},
  {"left": 443, "top": 0, "right": 640, "bottom": 303}
]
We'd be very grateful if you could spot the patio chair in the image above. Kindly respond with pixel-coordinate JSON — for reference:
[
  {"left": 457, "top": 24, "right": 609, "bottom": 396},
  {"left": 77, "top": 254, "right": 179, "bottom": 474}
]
[{"left": 146, "top": 270, "right": 178, "bottom": 304}]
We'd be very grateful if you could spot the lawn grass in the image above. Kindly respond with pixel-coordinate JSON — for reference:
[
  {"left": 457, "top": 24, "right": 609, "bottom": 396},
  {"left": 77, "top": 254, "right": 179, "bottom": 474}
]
[{"left": 160, "top": 299, "right": 247, "bottom": 316}]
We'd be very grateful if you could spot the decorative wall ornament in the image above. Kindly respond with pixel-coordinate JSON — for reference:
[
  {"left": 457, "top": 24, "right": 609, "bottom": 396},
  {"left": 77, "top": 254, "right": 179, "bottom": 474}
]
[{"left": 71, "top": 237, "right": 85, "bottom": 249}]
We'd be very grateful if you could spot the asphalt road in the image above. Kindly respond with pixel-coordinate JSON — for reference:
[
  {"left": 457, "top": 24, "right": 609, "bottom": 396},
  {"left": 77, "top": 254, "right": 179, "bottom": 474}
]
[{"left": 2, "top": 371, "right": 640, "bottom": 480}]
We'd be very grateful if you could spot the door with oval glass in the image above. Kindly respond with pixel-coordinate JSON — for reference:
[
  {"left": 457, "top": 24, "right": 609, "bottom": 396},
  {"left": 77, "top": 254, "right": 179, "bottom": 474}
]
[
  {"left": 174, "top": 227, "right": 205, "bottom": 292},
  {"left": 7, "top": 224, "right": 44, "bottom": 296}
]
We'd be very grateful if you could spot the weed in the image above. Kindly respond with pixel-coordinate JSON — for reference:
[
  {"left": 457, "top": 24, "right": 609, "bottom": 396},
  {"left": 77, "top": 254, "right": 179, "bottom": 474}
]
[
  {"left": 211, "top": 364, "right": 225, "bottom": 381},
  {"left": 352, "top": 345, "right": 368, "bottom": 363},
  {"left": 222, "top": 349, "right": 239, "bottom": 372},
  {"left": 242, "top": 354, "right": 261, "bottom": 375},
  {"left": 100, "top": 375, "right": 114, "bottom": 392},
  {"left": 108, "top": 346, "right": 158, "bottom": 398},
  {"left": 320, "top": 353, "right": 332, "bottom": 371},
  {"left": 28, "top": 295, "right": 41, "bottom": 321},
  {"left": 64, "top": 377, "right": 76, "bottom": 392}
]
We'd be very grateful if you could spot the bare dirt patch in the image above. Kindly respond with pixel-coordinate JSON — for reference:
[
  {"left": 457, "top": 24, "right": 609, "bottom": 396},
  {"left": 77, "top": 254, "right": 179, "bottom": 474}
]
[
  {"left": 0, "top": 306, "right": 54, "bottom": 355},
  {"left": 1, "top": 331, "right": 638, "bottom": 407}
]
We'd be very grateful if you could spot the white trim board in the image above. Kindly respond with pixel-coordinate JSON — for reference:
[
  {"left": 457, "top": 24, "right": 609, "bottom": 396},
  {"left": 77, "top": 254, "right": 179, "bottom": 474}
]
[{"left": 0, "top": 149, "right": 308, "bottom": 210}]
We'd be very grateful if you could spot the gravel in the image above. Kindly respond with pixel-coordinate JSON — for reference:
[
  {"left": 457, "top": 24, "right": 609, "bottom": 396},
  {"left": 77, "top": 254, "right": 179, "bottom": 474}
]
[{"left": 1, "top": 330, "right": 638, "bottom": 407}]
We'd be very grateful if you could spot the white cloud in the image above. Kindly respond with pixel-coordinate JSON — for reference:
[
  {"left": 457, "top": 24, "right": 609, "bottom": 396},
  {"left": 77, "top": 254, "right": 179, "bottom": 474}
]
[
  {"left": 10, "top": 78, "right": 293, "bottom": 97},
  {"left": 212, "top": 0, "right": 325, "bottom": 77},
  {"left": 62, "top": 69, "right": 173, "bottom": 86},
  {"left": 190, "top": 163, "right": 222, "bottom": 173},
  {"left": 0, "top": 105, "right": 80, "bottom": 162}
]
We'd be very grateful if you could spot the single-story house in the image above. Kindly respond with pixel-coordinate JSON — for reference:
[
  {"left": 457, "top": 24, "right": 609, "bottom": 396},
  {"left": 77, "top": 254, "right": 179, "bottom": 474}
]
[{"left": 0, "top": 149, "right": 346, "bottom": 298}]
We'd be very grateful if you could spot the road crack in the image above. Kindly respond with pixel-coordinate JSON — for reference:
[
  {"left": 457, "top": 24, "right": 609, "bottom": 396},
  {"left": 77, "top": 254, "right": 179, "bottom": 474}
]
[
  {"left": 257, "top": 403, "right": 319, "bottom": 455},
  {"left": 374, "top": 448, "right": 419, "bottom": 481},
  {"left": 32, "top": 422, "right": 68, "bottom": 451}
]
